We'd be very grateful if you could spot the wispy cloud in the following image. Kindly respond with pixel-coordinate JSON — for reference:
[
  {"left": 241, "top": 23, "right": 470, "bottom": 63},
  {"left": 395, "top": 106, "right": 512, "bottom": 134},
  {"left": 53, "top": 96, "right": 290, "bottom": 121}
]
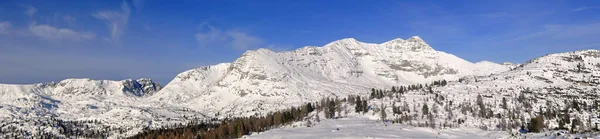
[
  {"left": 572, "top": 7, "right": 590, "bottom": 12},
  {"left": 511, "top": 23, "right": 600, "bottom": 42},
  {"left": 28, "top": 23, "right": 95, "bottom": 41},
  {"left": 93, "top": 1, "right": 130, "bottom": 45},
  {"left": 62, "top": 15, "right": 76, "bottom": 25},
  {"left": 227, "top": 31, "right": 262, "bottom": 50},
  {"left": 0, "top": 21, "right": 11, "bottom": 35},
  {"left": 195, "top": 23, "right": 263, "bottom": 50},
  {"left": 24, "top": 5, "right": 37, "bottom": 17},
  {"left": 132, "top": 0, "right": 145, "bottom": 12}
]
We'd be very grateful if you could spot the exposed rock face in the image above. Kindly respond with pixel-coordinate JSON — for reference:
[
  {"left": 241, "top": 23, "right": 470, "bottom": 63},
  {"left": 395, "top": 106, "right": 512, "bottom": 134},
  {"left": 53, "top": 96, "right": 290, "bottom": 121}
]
[{"left": 122, "top": 78, "right": 162, "bottom": 96}]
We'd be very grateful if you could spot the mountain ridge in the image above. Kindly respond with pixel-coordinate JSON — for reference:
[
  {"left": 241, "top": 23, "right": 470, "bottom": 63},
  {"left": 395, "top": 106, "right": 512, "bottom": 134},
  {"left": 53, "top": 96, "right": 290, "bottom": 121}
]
[
  {"left": 146, "top": 36, "right": 514, "bottom": 118},
  {"left": 0, "top": 36, "right": 598, "bottom": 138}
]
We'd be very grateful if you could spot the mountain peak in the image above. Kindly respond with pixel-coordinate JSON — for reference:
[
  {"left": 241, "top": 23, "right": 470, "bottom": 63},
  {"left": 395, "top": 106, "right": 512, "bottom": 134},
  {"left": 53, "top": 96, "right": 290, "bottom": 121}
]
[
  {"left": 406, "top": 36, "right": 424, "bottom": 43},
  {"left": 381, "top": 38, "right": 405, "bottom": 44},
  {"left": 320, "top": 38, "right": 368, "bottom": 51},
  {"left": 381, "top": 36, "right": 433, "bottom": 51},
  {"left": 325, "top": 38, "right": 361, "bottom": 46},
  {"left": 338, "top": 38, "right": 359, "bottom": 42}
]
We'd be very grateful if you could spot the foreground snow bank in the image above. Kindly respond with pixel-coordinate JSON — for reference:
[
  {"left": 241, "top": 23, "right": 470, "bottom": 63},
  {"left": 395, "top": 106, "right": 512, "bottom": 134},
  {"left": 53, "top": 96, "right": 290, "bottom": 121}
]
[
  {"left": 244, "top": 116, "right": 599, "bottom": 139},
  {"left": 244, "top": 116, "right": 504, "bottom": 139}
]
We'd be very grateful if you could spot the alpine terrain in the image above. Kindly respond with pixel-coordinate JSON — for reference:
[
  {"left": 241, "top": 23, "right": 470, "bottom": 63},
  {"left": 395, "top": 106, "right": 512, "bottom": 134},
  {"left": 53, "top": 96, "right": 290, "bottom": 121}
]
[{"left": 1, "top": 36, "right": 599, "bottom": 138}]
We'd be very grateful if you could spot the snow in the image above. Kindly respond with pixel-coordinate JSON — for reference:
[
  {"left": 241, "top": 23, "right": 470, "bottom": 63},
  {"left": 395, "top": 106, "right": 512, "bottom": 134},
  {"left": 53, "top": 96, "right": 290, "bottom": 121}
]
[
  {"left": 245, "top": 115, "right": 600, "bottom": 139},
  {"left": 0, "top": 36, "right": 598, "bottom": 138},
  {"left": 245, "top": 116, "right": 507, "bottom": 139},
  {"left": 148, "top": 36, "right": 514, "bottom": 119}
]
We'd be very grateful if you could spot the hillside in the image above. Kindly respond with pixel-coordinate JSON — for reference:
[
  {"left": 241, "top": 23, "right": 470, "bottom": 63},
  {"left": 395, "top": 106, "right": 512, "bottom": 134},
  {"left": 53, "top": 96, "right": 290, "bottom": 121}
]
[
  {"left": 0, "top": 37, "right": 598, "bottom": 138},
  {"left": 147, "top": 36, "right": 512, "bottom": 118}
]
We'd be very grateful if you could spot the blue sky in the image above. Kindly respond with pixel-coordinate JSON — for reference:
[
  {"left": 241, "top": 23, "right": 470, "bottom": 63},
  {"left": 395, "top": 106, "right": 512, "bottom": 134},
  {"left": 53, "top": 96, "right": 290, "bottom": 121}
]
[{"left": 1, "top": 0, "right": 599, "bottom": 84}]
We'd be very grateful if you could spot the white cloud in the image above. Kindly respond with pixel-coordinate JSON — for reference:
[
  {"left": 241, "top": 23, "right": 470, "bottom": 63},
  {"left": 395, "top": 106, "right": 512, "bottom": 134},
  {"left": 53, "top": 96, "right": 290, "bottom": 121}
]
[
  {"left": 0, "top": 21, "right": 11, "bottom": 35},
  {"left": 227, "top": 31, "right": 262, "bottom": 50},
  {"left": 24, "top": 5, "right": 37, "bottom": 17},
  {"left": 572, "top": 7, "right": 590, "bottom": 12},
  {"left": 194, "top": 25, "right": 225, "bottom": 43},
  {"left": 195, "top": 24, "right": 263, "bottom": 50},
  {"left": 93, "top": 1, "right": 130, "bottom": 44},
  {"left": 28, "top": 23, "right": 95, "bottom": 41}
]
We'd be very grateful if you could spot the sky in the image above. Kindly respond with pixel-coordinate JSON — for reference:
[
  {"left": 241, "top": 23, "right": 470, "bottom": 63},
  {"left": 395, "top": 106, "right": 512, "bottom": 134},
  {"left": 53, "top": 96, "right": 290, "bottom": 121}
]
[{"left": 0, "top": 0, "right": 599, "bottom": 84}]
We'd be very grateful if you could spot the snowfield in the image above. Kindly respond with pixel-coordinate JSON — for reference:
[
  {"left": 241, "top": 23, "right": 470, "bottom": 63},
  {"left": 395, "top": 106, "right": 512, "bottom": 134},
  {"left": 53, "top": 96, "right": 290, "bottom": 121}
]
[
  {"left": 245, "top": 116, "right": 508, "bottom": 139},
  {"left": 245, "top": 115, "right": 599, "bottom": 139}
]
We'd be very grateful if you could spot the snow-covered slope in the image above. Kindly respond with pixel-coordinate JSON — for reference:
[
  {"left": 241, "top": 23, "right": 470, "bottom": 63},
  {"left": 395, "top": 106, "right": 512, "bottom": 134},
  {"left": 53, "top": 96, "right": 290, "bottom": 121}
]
[
  {"left": 424, "top": 50, "right": 600, "bottom": 132},
  {"left": 0, "top": 78, "right": 162, "bottom": 109},
  {"left": 245, "top": 115, "right": 510, "bottom": 139},
  {"left": 148, "top": 36, "right": 511, "bottom": 117},
  {"left": 461, "top": 49, "right": 600, "bottom": 88},
  {"left": 250, "top": 50, "right": 600, "bottom": 139},
  {"left": 473, "top": 61, "right": 514, "bottom": 75},
  {"left": 1, "top": 36, "right": 596, "bottom": 138},
  {"left": 0, "top": 78, "right": 166, "bottom": 138},
  {"left": 244, "top": 114, "right": 598, "bottom": 139}
]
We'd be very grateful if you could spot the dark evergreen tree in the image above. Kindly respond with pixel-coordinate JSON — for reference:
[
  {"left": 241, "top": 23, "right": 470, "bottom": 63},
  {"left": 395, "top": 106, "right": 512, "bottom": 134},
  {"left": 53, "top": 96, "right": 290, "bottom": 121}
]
[
  {"left": 355, "top": 97, "right": 362, "bottom": 113},
  {"left": 528, "top": 115, "right": 545, "bottom": 133},
  {"left": 502, "top": 97, "right": 508, "bottom": 109},
  {"left": 422, "top": 103, "right": 429, "bottom": 116}
]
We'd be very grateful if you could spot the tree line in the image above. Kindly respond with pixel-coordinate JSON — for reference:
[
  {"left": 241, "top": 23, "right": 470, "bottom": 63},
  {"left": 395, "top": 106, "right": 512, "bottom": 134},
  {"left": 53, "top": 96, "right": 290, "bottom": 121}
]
[{"left": 129, "top": 102, "right": 320, "bottom": 139}]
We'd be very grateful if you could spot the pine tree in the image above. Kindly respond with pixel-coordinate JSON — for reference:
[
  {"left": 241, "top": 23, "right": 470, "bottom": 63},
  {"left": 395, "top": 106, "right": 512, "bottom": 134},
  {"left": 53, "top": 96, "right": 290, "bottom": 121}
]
[
  {"left": 370, "top": 88, "right": 376, "bottom": 99},
  {"left": 380, "top": 103, "right": 387, "bottom": 122},
  {"left": 355, "top": 97, "right": 362, "bottom": 113},
  {"left": 370, "top": 92, "right": 376, "bottom": 99},
  {"left": 428, "top": 113, "right": 435, "bottom": 129},
  {"left": 362, "top": 100, "right": 368, "bottom": 114},
  {"left": 328, "top": 98, "right": 336, "bottom": 119},
  {"left": 528, "top": 115, "right": 544, "bottom": 133},
  {"left": 502, "top": 97, "right": 508, "bottom": 109},
  {"left": 422, "top": 103, "right": 429, "bottom": 116},
  {"left": 571, "top": 118, "right": 579, "bottom": 133},
  {"left": 476, "top": 94, "right": 486, "bottom": 118}
]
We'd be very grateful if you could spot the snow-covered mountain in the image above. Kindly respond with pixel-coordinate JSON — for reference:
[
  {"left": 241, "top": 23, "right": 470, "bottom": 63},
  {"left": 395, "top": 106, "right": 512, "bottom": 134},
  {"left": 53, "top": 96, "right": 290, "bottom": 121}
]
[
  {"left": 249, "top": 49, "right": 600, "bottom": 138},
  {"left": 0, "top": 78, "right": 161, "bottom": 118},
  {"left": 1, "top": 36, "right": 597, "bottom": 138},
  {"left": 0, "top": 78, "right": 165, "bottom": 138},
  {"left": 421, "top": 49, "right": 600, "bottom": 130},
  {"left": 0, "top": 78, "right": 161, "bottom": 107},
  {"left": 147, "top": 36, "right": 512, "bottom": 117}
]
